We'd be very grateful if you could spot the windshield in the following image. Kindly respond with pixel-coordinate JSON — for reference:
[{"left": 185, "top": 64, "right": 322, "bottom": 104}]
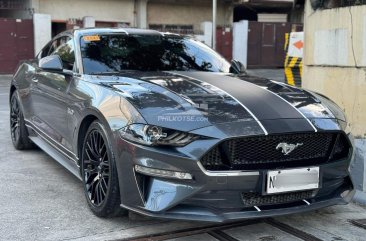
[{"left": 80, "top": 33, "right": 230, "bottom": 74}]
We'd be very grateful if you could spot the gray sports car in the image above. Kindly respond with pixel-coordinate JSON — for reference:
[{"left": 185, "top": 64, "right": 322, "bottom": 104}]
[{"left": 10, "top": 28, "right": 354, "bottom": 222}]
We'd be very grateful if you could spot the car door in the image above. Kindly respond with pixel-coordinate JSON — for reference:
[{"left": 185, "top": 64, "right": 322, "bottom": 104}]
[{"left": 30, "top": 36, "right": 77, "bottom": 160}]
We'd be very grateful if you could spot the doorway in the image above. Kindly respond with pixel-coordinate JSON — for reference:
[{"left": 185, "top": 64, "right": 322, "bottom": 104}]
[
  {"left": 247, "top": 22, "right": 291, "bottom": 68},
  {"left": 52, "top": 21, "right": 67, "bottom": 37}
]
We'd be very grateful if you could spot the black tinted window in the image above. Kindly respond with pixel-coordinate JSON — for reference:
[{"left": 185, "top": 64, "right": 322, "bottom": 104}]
[
  {"left": 51, "top": 37, "right": 75, "bottom": 70},
  {"left": 80, "top": 34, "right": 230, "bottom": 74},
  {"left": 39, "top": 44, "right": 51, "bottom": 58}
]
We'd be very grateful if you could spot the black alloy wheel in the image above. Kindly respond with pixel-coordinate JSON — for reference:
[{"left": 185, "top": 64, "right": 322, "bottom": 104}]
[
  {"left": 10, "top": 94, "right": 21, "bottom": 144},
  {"left": 81, "top": 121, "right": 126, "bottom": 217},
  {"left": 10, "top": 92, "right": 33, "bottom": 150},
  {"left": 83, "top": 129, "right": 110, "bottom": 206}
]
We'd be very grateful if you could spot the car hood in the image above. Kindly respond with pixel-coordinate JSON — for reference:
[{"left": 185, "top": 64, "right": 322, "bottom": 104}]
[{"left": 92, "top": 71, "right": 344, "bottom": 135}]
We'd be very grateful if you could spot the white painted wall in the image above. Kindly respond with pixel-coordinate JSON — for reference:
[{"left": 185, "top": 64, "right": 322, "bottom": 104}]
[
  {"left": 362, "top": 16, "right": 366, "bottom": 66},
  {"left": 38, "top": 0, "right": 134, "bottom": 24},
  {"left": 147, "top": 1, "right": 232, "bottom": 32},
  {"left": 136, "top": 0, "right": 148, "bottom": 28},
  {"left": 83, "top": 16, "right": 95, "bottom": 28},
  {"left": 33, "top": 13, "right": 51, "bottom": 56},
  {"left": 233, "top": 20, "right": 248, "bottom": 68},
  {"left": 303, "top": 1, "right": 366, "bottom": 192},
  {"left": 200, "top": 22, "right": 212, "bottom": 48},
  {"left": 303, "top": 1, "right": 366, "bottom": 137},
  {"left": 313, "top": 29, "right": 348, "bottom": 66}
]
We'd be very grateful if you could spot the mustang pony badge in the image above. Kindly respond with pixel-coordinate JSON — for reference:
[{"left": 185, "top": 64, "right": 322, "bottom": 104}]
[{"left": 276, "top": 142, "right": 303, "bottom": 155}]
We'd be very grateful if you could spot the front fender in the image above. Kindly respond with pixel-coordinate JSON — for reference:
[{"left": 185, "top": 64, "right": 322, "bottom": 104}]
[{"left": 70, "top": 79, "right": 146, "bottom": 165}]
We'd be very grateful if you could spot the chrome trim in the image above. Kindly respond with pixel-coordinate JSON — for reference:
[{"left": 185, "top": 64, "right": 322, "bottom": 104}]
[
  {"left": 25, "top": 121, "right": 78, "bottom": 163},
  {"left": 254, "top": 206, "right": 261, "bottom": 212},
  {"left": 197, "top": 162, "right": 259, "bottom": 177},
  {"left": 262, "top": 83, "right": 318, "bottom": 133},
  {"left": 170, "top": 72, "right": 269, "bottom": 136},
  {"left": 132, "top": 168, "right": 147, "bottom": 206},
  {"left": 276, "top": 142, "right": 303, "bottom": 155},
  {"left": 303, "top": 199, "right": 310, "bottom": 205}
]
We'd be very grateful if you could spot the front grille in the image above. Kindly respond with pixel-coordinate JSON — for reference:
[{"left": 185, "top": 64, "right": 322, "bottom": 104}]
[
  {"left": 242, "top": 190, "right": 315, "bottom": 207},
  {"left": 201, "top": 132, "right": 350, "bottom": 171}
]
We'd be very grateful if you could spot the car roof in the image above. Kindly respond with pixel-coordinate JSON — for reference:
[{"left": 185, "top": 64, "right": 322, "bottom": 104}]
[{"left": 56, "top": 27, "right": 181, "bottom": 39}]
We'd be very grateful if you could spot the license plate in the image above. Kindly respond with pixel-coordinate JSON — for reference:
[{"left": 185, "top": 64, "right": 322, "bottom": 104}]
[{"left": 266, "top": 167, "right": 319, "bottom": 194}]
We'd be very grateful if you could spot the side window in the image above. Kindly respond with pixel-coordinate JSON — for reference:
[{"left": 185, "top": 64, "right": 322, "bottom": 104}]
[
  {"left": 50, "top": 37, "right": 76, "bottom": 71},
  {"left": 48, "top": 39, "right": 61, "bottom": 56},
  {"left": 39, "top": 38, "right": 60, "bottom": 59},
  {"left": 39, "top": 43, "right": 52, "bottom": 59}
]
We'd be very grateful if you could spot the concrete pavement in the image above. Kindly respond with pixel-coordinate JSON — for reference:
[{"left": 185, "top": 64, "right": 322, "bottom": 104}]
[{"left": 1, "top": 75, "right": 366, "bottom": 241}]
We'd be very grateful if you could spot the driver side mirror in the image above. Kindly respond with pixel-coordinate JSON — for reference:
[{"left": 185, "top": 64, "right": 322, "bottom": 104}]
[
  {"left": 39, "top": 55, "right": 73, "bottom": 76},
  {"left": 39, "top": 55, "right": 63, "bottom": 71},
  {"left": 230, "top": 59, "right": 247, "bottom": 74}
]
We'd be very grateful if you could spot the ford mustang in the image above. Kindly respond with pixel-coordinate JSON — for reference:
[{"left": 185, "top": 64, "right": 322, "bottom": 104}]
[{"left": 10, "top": 28, "right": 355, "bottom": 222}]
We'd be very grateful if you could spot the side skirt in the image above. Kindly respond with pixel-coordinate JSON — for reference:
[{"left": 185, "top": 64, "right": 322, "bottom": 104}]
[{"left": 29, "top": 135, "right": 82, "bottom": 181}]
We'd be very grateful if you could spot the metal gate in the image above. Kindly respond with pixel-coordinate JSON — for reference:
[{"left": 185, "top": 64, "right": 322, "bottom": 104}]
[
  {"left": 247, "top": 22, "right": 291, "bottom": 68},
  {"left": 216, "top": 26, "right": 233, "bottom": 61},
  {"left": 0, "top": 19, "right": 34, "bottom": 74}
]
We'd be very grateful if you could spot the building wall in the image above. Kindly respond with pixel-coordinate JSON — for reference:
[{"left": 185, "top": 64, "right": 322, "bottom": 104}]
[
  {"left": 303, "top": 1, "right": 366, "bottom": 192},
  {"left": 147, "top": 0, "right": 233, "bottom": 32},
  {"left": 290, "top": 7, "right": 304, "bottom": 23},
  {"left": 0, "top": 10, "right": 31, "bottom": 19},
  {"left": 35, "top": 0, "right": 134, "bottom": 24},
  {"left": 0, "top": 0, "right": 33, "bottom": 19},
  {"left": 303, "top": 1, "right": 366, "bottom": 138}
]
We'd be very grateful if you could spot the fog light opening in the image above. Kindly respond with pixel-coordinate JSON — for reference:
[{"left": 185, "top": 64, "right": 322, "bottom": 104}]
[{"left": 134, "top": 165, "right": 193, "bottom": 180}]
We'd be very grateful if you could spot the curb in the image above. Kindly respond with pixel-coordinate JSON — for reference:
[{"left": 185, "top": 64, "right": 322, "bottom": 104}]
[{"left": 352, "top": 190, "right": 366, "bottom": 206}]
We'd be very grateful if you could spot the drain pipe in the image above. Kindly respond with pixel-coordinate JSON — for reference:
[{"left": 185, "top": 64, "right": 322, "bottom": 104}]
[{"left": 133, "top": 0, "right": 138, "bottom": 27}]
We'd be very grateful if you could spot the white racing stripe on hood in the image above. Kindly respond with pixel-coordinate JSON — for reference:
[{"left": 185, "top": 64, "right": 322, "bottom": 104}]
[
  {"left": 169, "top": 72, "right": 269, "bottom": 135},
  {"left": 261, "top": 84, "right": 318, "bottom": 132}
]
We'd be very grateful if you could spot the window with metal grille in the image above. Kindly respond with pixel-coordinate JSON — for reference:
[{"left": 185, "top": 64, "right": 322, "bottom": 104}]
[
  {"left": 0, "top": 0, "right": 26, "bottom": 10},
  {"left": 149, "top": 24, "right": 194, "bottom": 35},
  {"left": 311, "top": 0, "right": 366, "bottom": 10}
]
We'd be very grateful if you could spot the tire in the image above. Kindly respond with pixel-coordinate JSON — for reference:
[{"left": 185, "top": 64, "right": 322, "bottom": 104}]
[
  {"left": 80, "top": 120, "right": 126, "bottom": 217},
  {"left": 10, "top": 92, "right": 34, "bottom": 150}
]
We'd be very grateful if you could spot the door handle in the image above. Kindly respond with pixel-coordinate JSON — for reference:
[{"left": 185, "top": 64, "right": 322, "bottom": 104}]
[{"left": 32, "top": 77, "right": 38, "bottom": 83}]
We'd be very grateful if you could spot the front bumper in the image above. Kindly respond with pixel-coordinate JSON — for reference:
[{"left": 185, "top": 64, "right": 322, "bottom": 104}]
[
  {"left": 122, "top": 190, "right": 354, "bottom": 222},
  {"left": 114, "top": 136, "right": 355, "bottom": 223}
]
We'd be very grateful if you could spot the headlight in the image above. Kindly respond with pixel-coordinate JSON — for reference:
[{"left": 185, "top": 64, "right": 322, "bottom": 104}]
[
  {"left": 309, "top": 91, "right": 347, "bottom": 121},
  {"left": 339, "top": 120, "right": 352, "bottom": 135},
  {"left": 119, "top": 124, "right": 198, "bottom": 146}
]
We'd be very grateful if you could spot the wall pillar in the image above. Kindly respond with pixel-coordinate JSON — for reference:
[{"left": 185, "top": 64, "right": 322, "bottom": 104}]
[
  {"left": 83, "top": 16, "right": 95, "bottom": 28},
  {"left": 136, "top": 0, "right": 148, "bottom": 28},
  {"left": 233, "top": 20, "right": 248, "bottom": 68},
  {"left": 33, "top": 13, "right": 51, "bottom": 55},
  {"left": 201, "top": 21, "right": 212, "bottom": 48},
  {"left": 351, "top": 139, "right": 366, "bottom": 192}
]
